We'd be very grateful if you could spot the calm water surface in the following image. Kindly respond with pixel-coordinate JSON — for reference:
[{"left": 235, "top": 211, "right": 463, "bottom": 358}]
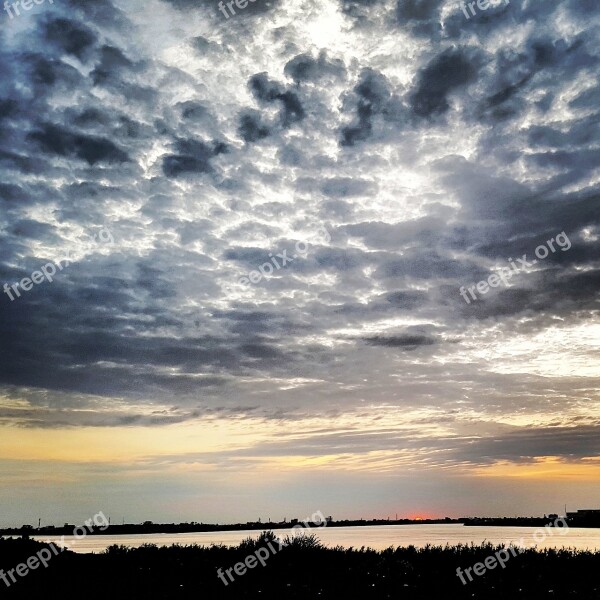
[{"left": 32, "top": 524, "right": 600, "bottom": 554}]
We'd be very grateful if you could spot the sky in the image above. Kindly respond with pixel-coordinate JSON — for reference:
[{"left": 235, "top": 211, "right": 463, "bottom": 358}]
[{"left": 0, "top": 0, "right": 598, "bottom": 527}]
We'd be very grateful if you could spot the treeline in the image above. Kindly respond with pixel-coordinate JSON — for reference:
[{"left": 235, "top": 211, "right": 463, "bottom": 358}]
[{"left": 0, "top": 533, "right": 599, "bottom": 599}]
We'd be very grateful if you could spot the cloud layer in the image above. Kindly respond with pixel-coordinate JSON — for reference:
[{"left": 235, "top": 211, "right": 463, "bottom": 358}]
[{"left": 0, "top": 0, "right": 598, "bottom": 520}]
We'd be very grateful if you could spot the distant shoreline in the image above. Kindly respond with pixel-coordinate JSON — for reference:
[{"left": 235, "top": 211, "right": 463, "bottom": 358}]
[{"left": 3, "top": 516, "right": 596, "bottom": 537}]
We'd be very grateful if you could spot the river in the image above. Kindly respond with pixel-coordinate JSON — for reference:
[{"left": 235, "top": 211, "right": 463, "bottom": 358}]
[{"left": 31, "top": 524, "right": 600, "bottom": 554}]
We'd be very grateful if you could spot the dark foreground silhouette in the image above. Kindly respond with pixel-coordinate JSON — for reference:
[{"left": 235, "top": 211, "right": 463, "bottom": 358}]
[{"left": 1, "top": 532, "right": 599, "bottom": 599}]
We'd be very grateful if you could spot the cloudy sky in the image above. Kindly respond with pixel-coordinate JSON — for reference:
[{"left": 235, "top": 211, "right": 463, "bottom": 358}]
[{"left": 0, "top": 0, "right": 599, "bottom": 526}]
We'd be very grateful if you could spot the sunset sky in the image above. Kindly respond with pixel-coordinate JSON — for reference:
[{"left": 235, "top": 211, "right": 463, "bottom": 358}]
[{"left": 0, "top": 0, "right": 599, "bottom": 527}]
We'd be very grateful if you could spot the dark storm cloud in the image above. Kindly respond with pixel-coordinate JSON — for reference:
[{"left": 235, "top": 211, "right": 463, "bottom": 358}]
[
  {"left": 277, "top": 91, "right": 306, "bottom": 126},
  {"left": 42, "top": 17, "right": 97, "bottom": 59},
  {"left": 160, "top": 0, "right": 211, "bottom": 8},
  {"left": 456, "top": 267, "right": 600, "bottom": 321},
  {"left": 72, "top": 108, "right": 113, "bottom": 129},
  {"left": 0, "top": 183, "right": 57, "bottom": 208},
  {"left": 191, "top": 36, "right": 211, "bottom": 53},
  {"left": 396, "top": 0, "right": 445, "bottom": 37},
  {"left": 248, "top": 73, "right": 306, "bottom": 127},
  {"left": 442, "top": 0, "right": 563, "bottom": 41},
  {"left": 340, "top": 68, "right": 396, "bottom": 146},
  {"left": 0, "top": 184, "right": 26, "bottom": 204},
  {"left": 0, "top": 403, "right": 212, "bottom": 429},
  {"left": 384, "top": 290, "right": 428, "bottom": 309},
  {"left": 238, "top": 109, "right": 272, "bottom": 143},
  {"left": 434, "top": 154, "right": 596, "bottom": 237},
  {"left": 284, "top": 51, "right": 346, "bottom": 84},
  {"left": 0, "top": 265, "right": 306, "bottom": 400},
  {"left": 8, "top": 219, "right": 56, "bottom": 240},
  {"left": 364, "top": 334, "right": 436, "bottom": 348},
  {"left": 526, "top": 118, "right": 600, "bottom": 149},
  {"left": 397, "top": 0, "right": 442, "bottom": 23},
  {"left": 475, "top": 34, "right": 597, "bottom": 124},
  {"left": 455, "top": 425, "right": 600, "bottom": 464},
  {"left": 570, "top": 85, "right": 600, "bottom": 109},
  {"left": 409, "top": 47, "right": 482, "bottom": 118},
  {"left": 431, "top": 160, "right": 599, "bottom": 318},
  {"left": 91, "top": 45, "right": 135, "bottom": 85},
  {"left": 28, "top": 123, "right": 130, "bottom": 165},
  {"left": 376, "top": 250, "right": 478, "bottom": 281},
  {"left": 177, "top": 101, "right": 209, "bottom": 121},
  {"left": 162, "top": 138, "right": 228, "bottom": 177},
  {"left": 23, "top": 52, "right": 84, "bottom": 92},
  {"left": 161, "top": 0, "right": 281, "bottom": 19},
  {"left": 63, "top": 0, "right": 128, "bottom": 28},
  {"left": 236, "top": 69, "right": 310, "bottom": 144}
]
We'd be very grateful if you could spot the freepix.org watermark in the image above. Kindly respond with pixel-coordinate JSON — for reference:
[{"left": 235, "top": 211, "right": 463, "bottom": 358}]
[
  {"left": 459, "top": 231, "right": 571, "bottom": 304},
  {"left": 217, "top": 511, "right": 326, "bottom": 586},
  {"left": 0, "top": 511, "right": 109, "bottom": 588},
  {"left": 217, "top": 0, "right": 259, "bottom": 19},
  {"left": 3, "top": 0, "right": 53, "bottom": 20},
  {"left": 3, "top": 228, "right": 114, "bottom": 302},
  {"left": 456, "top": 516, "right": 569, "bottom": 585},
  {"left": 237, "top": 225, "right": 331, "bottom": 287},
  {"left": 459, "top": 0, "right": 509, "bottom": 20}
]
